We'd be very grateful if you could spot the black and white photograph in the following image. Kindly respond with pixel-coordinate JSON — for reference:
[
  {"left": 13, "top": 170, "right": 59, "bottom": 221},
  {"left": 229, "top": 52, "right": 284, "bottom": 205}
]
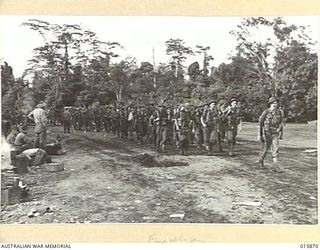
[{"left": 0, "top": 15, "right": 318, "bottom": 225}]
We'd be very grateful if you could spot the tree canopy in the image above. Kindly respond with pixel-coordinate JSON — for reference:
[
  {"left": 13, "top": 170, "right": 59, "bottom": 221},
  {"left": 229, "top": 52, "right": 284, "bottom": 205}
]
[{"left": 2, "top": 17, "right": 317, "bottom": 122}]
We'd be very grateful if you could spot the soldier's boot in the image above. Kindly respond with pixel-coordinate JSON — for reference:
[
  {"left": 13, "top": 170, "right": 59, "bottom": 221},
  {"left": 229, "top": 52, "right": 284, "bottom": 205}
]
[{"left": 273, "top": 158, "right": 283, "bottom": 173}]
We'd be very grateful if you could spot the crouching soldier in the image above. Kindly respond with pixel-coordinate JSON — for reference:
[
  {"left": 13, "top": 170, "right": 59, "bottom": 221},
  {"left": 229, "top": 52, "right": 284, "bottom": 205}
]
[{"left": 256, "top": 97, "right": 284, "bottom": 173}]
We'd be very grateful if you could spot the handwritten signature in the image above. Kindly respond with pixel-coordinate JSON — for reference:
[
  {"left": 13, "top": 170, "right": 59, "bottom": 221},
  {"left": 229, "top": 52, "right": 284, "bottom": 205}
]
[{"left": 148, "top": 234, "right": 206, "bottom": 243}]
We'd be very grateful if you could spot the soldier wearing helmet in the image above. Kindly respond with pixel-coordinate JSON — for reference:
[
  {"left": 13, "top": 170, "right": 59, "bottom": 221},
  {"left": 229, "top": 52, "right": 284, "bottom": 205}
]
[
  {"left": 201, "top": 100, "right": 221, "bottom": 155},
  {"left": 256, "top": 97, "right": 285, "bottom": 173}
]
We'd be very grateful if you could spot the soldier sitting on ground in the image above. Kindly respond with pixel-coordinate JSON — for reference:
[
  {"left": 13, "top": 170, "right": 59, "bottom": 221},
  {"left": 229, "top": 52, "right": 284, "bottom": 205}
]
[
  {"left": 6, "top": 125, "right": 19, "bottom": 145},
  {"left": 13, "top": 125, "right": 51, "bottom": 167}
]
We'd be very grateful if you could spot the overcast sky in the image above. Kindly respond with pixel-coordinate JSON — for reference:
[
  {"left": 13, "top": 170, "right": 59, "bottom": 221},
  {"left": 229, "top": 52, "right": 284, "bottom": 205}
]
[{"left": 0, "top": 16, "right": 318, "bottom": 78}]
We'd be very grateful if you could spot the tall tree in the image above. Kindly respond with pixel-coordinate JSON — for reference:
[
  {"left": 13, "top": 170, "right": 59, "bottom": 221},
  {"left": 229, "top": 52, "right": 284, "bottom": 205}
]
[
  {"left": 229, "top": 17, "right": 317, "bottom": 121},
  {"left": 22, "top": 19, "right": 122, "bottom": 106},
  {"left": 165, "top": 38, "right": 193, "bottom": 78},
  {"left": 195, "top": 45, "right": 214, "bottom": 75}
]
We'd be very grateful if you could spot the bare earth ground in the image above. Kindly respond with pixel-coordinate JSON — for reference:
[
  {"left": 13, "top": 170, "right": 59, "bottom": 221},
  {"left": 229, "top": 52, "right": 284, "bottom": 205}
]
[{"left": 0, "top": 123, "right": 317, "bottom": 224}]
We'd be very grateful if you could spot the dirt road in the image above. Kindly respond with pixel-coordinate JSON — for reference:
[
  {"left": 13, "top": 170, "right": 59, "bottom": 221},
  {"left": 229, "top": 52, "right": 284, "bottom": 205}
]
[{"left": 1, "top": 123, "right": 317, "bottom": 224}]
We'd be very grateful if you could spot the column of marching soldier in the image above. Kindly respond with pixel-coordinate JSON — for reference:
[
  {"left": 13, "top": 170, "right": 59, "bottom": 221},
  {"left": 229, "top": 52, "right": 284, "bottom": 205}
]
[
  {"left": 57, "top": 98, "right": 243, "bottom": 157},
  {"left": 3, "top": 96, "right": 285, "bottom": 172}
]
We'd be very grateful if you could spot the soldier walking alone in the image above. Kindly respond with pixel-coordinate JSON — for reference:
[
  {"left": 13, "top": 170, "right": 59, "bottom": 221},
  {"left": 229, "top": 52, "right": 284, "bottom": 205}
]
[{"left": 257, "top": 97, "right": 285, "bottom": 173}]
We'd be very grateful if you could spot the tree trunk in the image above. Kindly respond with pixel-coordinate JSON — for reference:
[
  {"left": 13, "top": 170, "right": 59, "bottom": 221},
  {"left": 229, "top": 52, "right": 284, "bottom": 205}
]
[
  {"left": 203, "top": 51, "right": 207, "bottom": 71},
  {"left": 64, "top": 42, "right": 69, "bottom": 82}
]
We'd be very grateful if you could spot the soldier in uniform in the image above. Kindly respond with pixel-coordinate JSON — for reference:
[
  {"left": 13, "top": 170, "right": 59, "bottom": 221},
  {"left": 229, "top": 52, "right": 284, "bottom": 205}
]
[
  {"left": 94, "top": 106, "right": 102, "bottom": 132},
  {"left": 256, "top": 97, "right": 284, "bottom": 173},
  {"left": 61, "top": 107, "right": 72, "bottom": 133},
  {"left": 86, "top": 107, "right": 93, "bottom": 131},
  {"left": 119, "top": 105, "right": 128, "bottom": 139},
  {"left": 192, "top": 104, "right": 204, "bottom": 149},
  {"left": 7, "top": 125, "right": 19, "bottom": 145},
  {"left": 142, "top": 105, "right": 149, "bottom": 141},
  {"left": 98, "top": 106, "right": 105, "bottom": 132},
  {"left": 224, "top": 98, "right": 241, "bottom": 156},
  {"left": 154, "top": 103, "right": 169, "bottom": 153},
  {"left": 81, "top": 106, "right": 89, "bottom": 133},
  {"left": 201, "top": 100, "right": 222, "bottom": 155},
  {"left": 47, "top": 108, "right": 54, "bottom": 125},
  {"left": 166, "top": 106, "right": 174, "bottom": 144},
  {"left": 127, "top": 106, "right": 135, "bottom": 140},
  {"left": 114, "top": 106, "right": 121, "bottom": 137},
  {"left": 175, "top": 105, "right": 193, "bottom": 155},
  {"left": 134, "top": 105, "right": 145, "bottom": 144},
  {"left": 172, "top": 106, "right": 180, "bottom": 149},
  {"left": 27, "top": 102, "right": 48, "bottom": 149},
  {"left": 218, "top": 100, "right": 228, "bottom": 141},
  {"left": 148, "top": 107, "right": 158, "bottom": 148},
  {"left": 145, "top": 103, "right": 154, "bottom": 143},
  {"left": 184, "top": 103, "right": 194, "bottom": 145},
  {"left": 73, "top": 108, "right": 82, "bottom": 131}
]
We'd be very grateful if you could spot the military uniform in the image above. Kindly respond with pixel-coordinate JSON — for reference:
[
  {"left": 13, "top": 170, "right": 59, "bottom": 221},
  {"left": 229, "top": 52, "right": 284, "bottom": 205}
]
[
  {"left": 119, "top": 107, "right": 128, "bottom": 139},
  {"left": 175, "top": 107, "right": 192, "bottom": 155},
  {"left": 148, "top": 110, "right": 157, "bottom": 148},
  {"left": 192, "top": 106, "right": 204, "bottom": 149},
  {"left": 73, "top": 108, "right": 82, "bottom": 130},
  {"left": 93, "top": 107, "right": 102, "bottom": 132},
  {"left": 166, "top": 108, "right": 174, "bottom": 144},
  {"left": 202, "top": 101, "right": 222, "bottom": 154},
  {"left": 155, "top": 106, "right": 169, "bottom": 152},
  {"left": 257, "top": 97, "right": 284, "bottom": 172},
  {"left": 224, "top": 99, "right": 240, "bottom": 156},
  {"left": 81, "top": 107, "right": 90, "bottom": 132},
  {"left": 134, "top": 108, "right": 145, "bottom": 143},
  {"left": 62, "top": 109, "right": 72, "bottom": 133},
  {"left": 127, "top": 107, "right": 135, "bottom": 140},
  {"left": 27, "top": 103, "right": 48, "bottom": 149},
  {"left": 218, "top": 102, "right": 227, "bottom": 141}
]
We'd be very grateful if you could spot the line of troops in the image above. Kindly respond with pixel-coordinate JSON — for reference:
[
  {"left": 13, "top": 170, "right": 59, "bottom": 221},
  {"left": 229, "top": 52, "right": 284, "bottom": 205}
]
[
  {"left": 4, "top": 96, "right": 285, "bottom": 173},
  {"left": 58, "top": 98, "right": 243, "bottom": 157}
]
